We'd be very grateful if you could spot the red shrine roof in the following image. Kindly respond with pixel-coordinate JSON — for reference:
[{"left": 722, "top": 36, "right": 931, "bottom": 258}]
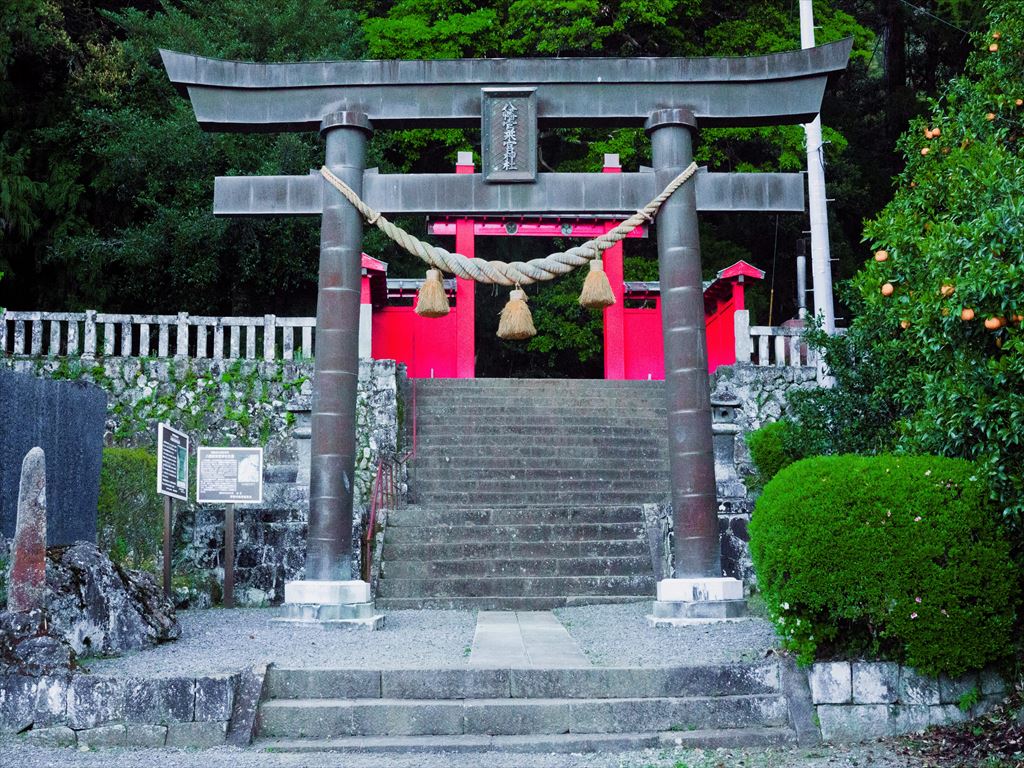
[{"left": 623, "top": 260, "right": 764, "bottom": 299}]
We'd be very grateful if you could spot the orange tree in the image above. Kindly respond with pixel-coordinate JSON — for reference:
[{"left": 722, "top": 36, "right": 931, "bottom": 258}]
[{"left": 843, "top": 0, "right": 1024, "bottom": 529}]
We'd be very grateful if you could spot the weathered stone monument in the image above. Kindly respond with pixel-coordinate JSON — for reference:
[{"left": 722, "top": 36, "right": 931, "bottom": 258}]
[
  {"left": 9, "top": 447, "right": 47, "bottom": 613},
  {"left": 0, "top": 370, "right": 106, "bottom": 546},
  {"left": 162, "top": 41, "right": 851, "bottom": 621}
]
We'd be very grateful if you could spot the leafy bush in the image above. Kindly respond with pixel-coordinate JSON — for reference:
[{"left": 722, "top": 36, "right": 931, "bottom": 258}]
[
  {"left": 745, "top": 420, "right": 799, "bottom": 485},
  {"left": 97, "top": 448, "right": 161, "bottom": 570},
  {"left": 749, "top": 454, "right": 1018, "bottom": 677}
]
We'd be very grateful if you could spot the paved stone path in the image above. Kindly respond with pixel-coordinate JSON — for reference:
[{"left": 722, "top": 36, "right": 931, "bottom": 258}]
[{"left": 469, "top": 611, "right": 590, "bottom": 667}]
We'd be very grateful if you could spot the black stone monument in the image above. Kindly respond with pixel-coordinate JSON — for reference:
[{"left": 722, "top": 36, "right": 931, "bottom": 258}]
[{"left": 0, "top": 369, "right": 107, "bottom": 545}]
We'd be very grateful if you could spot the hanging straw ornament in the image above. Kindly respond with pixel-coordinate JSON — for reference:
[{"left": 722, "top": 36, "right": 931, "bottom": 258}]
[
  {"left": 497, "top": 286, "right": 536, "bottom": 340},
  {"left": 578, "top": 258, "right": 616, "bottom": 309},
  {"left": 414, "top": 269, "right": 450, "bottom": 318}
]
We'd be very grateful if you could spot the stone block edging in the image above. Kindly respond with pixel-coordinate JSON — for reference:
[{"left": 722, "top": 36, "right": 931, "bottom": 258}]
[
  {"left": 808, "top": 661, "right": 1007, "bottom": 742},
  {"left": 1, "top": 669, "right": 253, "bottom": 749}
]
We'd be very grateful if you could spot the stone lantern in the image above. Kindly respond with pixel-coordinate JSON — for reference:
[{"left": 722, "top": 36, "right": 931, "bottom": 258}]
[{"left": 710, "top": 387, "right": 745, "bottom": 499}]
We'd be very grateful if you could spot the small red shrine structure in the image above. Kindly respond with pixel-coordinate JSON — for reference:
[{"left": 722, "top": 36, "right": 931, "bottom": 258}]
[{"left": 363, "top": 154, "right": 763, "bottom": 379}]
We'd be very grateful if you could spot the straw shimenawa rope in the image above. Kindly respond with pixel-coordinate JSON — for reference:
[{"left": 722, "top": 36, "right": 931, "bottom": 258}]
[{"left": 320, "top": 163, "right": 699, "bottom": 286}]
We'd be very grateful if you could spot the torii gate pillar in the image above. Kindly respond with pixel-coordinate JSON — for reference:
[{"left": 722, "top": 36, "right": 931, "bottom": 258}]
[
  {"left": 281, "top": 112, "right": 382, "bottom": 627},
  {"left": 647, "top": 109, "right": 745, "bottom": 623}
]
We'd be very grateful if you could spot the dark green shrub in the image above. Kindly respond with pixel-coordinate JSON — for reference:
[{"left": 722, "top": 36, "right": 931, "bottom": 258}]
[
  {"left": 746, "top": 420, "right": 798, "bottom": 485},
  {"left": 97, "top": 448, "right": 161, "bottom": 570},
  {"left": 749, "top": 454, "right": 1018, "bottom": 677}
]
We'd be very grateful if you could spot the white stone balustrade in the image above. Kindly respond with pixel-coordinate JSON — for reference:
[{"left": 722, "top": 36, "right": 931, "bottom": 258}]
[
  {"left": 733, "top": 309, "right": 815, "bottom": 368},
  {"left": 0, "top": 310, "right": 316, "bottom": 362}
]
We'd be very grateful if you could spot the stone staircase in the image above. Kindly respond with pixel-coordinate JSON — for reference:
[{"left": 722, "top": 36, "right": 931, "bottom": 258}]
[
  {"left": 376, "top": 379, "right": 670, "bottom": 610},
  {"left": 254, "top": 663, "right": 799, "bottom": 752}
]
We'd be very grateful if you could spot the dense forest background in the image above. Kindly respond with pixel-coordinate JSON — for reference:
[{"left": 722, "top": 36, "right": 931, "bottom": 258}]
[{"left": 0, "top": 0, "right": 986, "bottom": 376}]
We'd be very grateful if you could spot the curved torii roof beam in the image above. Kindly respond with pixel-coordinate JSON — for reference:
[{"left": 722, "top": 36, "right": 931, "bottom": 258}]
[{"left": 160, "top": 39, "right": 853, "bottom": 132}]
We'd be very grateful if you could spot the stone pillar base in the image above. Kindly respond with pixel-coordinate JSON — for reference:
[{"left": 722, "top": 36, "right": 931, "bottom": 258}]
[
  {"left": 647, "top": 577, "right": 748, "bottom": 626},
  {"left": 274, "top": 580, "right": 384, "bottom": 630}
]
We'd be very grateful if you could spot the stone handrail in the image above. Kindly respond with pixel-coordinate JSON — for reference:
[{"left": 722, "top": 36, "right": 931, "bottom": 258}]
[
  {"left": 0, "top": 310, "right": 317, "bottom": 362},
  {"left": 734, "top": 310, "right": 815, "bottom": 368}
]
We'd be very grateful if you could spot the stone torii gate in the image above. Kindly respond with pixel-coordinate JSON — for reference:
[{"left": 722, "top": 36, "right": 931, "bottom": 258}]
[{"left": 162, "top": 41, "right": 851, "bottom": 623}]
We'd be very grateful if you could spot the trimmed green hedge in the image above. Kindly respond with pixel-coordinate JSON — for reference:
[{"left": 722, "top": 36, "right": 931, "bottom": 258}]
[
  {"left": 98, "top": 448, "right": 161, "bottom": 570},
  {"left": 746, "top": 420, "right": 798, "bottom": 486},
  {"left": 749, "top": 454, "right": 1018, "bottom": 677}
]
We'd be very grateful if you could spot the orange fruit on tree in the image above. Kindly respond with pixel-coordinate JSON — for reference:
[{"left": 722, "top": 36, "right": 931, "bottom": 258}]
[
  {"left": 921, "top": 147, "right": 931, "bottom": 156},
  {"left": 987, "top": 112, "right": 997, "bottom": 121},
  {"left": 990, "top": 43, "right": 1000, "bottom": 52},
  {"left": 874, "top": 250, "right": 889, "bottom": 262},
  {"left": 961, "top": 308, "right": 976, "bottom": 321},
  {"left": 881, "top": 282, "right": 895, "bottom": 297},
  {"left": 1017, "top": 99, "right": 1024, "bottom": 107},
  {"left": 940, "top": 284, "right": 955, "bottom": 298},
  {"left": 900, "top": 320, "right": 911, "bottom": 330},
  {"left": 985, "top": 317, "right": 1005, "bottom": 330},
  {"left": 993, "top": 31, "right": 1002, "bottom": 40},
  {"left": 924, "top": 128, "right": 933, "bottom": 139}
]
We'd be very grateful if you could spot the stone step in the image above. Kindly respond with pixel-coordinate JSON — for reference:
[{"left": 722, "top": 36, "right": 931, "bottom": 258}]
[
  {"left": 383, "top": 556, "right": 652, "bottom": 579},
  {"left": 410, "top": 491, "right": 664, "bottom": 505},
  {"left": 415, "top": 425, "right": 667, "bottom": 438},
  {"left": 407, "top": 460, "right": 671, "bottom": 473},
  {"left": 411, "top": 447, "right": 667, "bottom": 462},
  {"left": 412, "top": 378, "right": 664, "bottom": 389},
  {"left": 382, "top": 539, "right": 650, "bottom": 561},
  {"left": 255, "top": 727, "right": 796, "bottom": 753},
  {"left": 387, "top": 506, "right": 645, "bottom": 527},
  {"left": 375, "top": 574, "right": 656, "bottom": 598},
  {"left": 416, "top": 414, "right": 667, "bottom": 426},
  {"left": 373, "top": 595, "right": 651, "bottom": 610},
  {"left": 411, "top": 450, "right": 667, "bottom": 462},
  {"left": 383, "top": 522, "right": 644, "bottom": 545},
  {"left": 415, "top": 405, "right": 671, "bottom": 417},
  {"left": 257, "top": 694, "right": 789, "bottom": 738},
  {"left": 409, "top": 475, "right": 666, "bottom": 492},
  {"left": 264, "top": 663, "right": 783, "bottom": 700}
]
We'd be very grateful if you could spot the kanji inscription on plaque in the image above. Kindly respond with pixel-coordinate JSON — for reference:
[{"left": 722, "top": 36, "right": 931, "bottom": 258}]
[{"left": 481, "top": 88, "right": 537, "bottom": 183}]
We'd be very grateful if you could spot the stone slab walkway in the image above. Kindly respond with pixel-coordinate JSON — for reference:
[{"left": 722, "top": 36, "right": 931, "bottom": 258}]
[{"left": 469, "top": 611, "right": 589, "bottom": 667}]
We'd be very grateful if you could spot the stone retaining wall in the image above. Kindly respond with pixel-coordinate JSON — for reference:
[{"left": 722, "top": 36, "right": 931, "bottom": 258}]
[
  {"left": 0, "top": 671, "right": 239, "bottom": 747},
  {"left": 808, "top": 661, "right": 1007, "bottom": 742}
]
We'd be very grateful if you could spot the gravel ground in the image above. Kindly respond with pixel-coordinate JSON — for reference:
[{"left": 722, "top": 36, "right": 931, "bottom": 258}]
[
  {"left": 557, "top": 603, "right": 780, "bottom": 666},
  {"left": 0, "top": 741, "right": 928, "bottom": 768},
  {"left": 84, "top": 608, "right": 477, "bottom": 677},
  {"left": 81, "top": 603, "right": 780, "bottom": 677}
]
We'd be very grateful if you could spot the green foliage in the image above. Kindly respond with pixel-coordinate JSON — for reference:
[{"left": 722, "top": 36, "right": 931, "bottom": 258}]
[
  {"left": 785, "top": 317, "right": 908, "bottom": 458},
  {"left": 798, "top": 1, "right": 1024, "bottom": 526},
  {"left": 98, "top": 447, "right": 161, "bottom": 569},
  {"left": 745, "top": 420, "right": 798, "bottom": 485},
  {"left": 749, "top": 454, "right": 1018, "bottom": 677}
]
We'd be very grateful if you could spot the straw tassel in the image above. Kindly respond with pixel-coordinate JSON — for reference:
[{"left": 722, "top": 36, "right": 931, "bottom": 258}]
[
  {"left": 578, "top": 258, "right": 615, "bottom": 309},
  {"left": 497, "top": 287, "right": 536, "bottom": 340},
  {"left": 414, "top": 269, "right": 450, "bottom": 318}
]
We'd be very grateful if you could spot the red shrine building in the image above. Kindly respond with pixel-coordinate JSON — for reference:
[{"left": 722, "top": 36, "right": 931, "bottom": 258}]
[{"left": 359, "top": 153, "right": 764, "bottom": 380}]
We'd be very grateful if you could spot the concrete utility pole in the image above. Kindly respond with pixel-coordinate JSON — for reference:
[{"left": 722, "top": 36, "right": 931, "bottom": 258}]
[{"left": 800, "top": 0, "right": 837, "bottom": 349}]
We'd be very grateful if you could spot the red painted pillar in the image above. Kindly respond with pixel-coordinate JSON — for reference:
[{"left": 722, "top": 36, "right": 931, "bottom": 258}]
[
  {"left": 602, "top": 154, "right": 627, "bottom": 380},
  {"left": 455, "top": 151, "right": 476, "bottom": 378},
  {"left": 732, "top": 275, "right": 746, "bottom": 311}
]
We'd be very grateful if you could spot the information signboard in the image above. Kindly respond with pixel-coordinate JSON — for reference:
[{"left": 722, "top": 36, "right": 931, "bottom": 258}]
[
  {"left": 156, "top": 423, "right": 190, "bottom": 501},
  {"left": 196, "top": 447, "right": 264, "bottom": 504}
]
